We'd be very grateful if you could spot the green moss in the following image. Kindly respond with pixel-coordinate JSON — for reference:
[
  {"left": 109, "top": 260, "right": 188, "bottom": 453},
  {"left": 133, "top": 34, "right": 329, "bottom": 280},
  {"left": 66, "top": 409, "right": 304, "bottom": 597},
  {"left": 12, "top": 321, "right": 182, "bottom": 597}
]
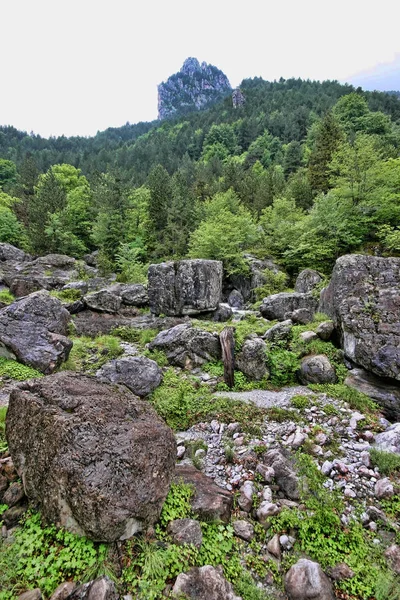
[
  {"left": 0, "top": 358, "right": 42, "bottom": 381},
  {"left": 50, "top": 288, "right": 82, "bottom": 302},
  {"left": 61, "top": 335, "right": 122, "bottom": 373},
  {"left": 308, "top": 383, "right": 378, "bottom": 413},
  {"left": 0, "top": 291, "right": 14, "bottom": 305}
]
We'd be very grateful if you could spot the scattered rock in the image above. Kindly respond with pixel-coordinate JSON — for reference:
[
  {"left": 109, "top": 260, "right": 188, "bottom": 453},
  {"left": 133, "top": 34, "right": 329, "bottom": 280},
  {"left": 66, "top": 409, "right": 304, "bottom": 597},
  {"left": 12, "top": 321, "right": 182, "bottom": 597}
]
[
  {"left": 299, "top": 355, "right": 337, "bottom": 385},
  {"left": 263, "top": 320, "right": 293, "bottom": 344},
  {"left": 316, "top": 321, "right": 335, "bottom": 341},
  {"left": 149, "top": 322, "right": 221, "bottom": 368},
  {"left": 385, "top": 544, "right": 400, "bottom": 575},
  {"left": 291, "top": 308, "right": 314, "bottom": 325},
  {"left": 212, "top": 303, "right": 233, "bottom": 322},
  {"left": 172, "top": 565, "right": 241, "bottom": 600},
  {"left": 228, "top": 289, "right": 245, "bottom": 309},
  {"left": 233, "top": 520, "right": 254, "bottom": 541},
  {"left": 167, "top": 518, "right": 203, "bottom": 548},
  {"left": 18, "top": 590, "right": 42, "bottom": 600},
  {"left": 256, "top": 501, "right": 280, "bottom": 523},
  {"left": 97, "top": 356, "right": 162, "bottom": 397},
  {"left": 2, "top": 481, "right": 25, "bottom": 507},
  {"left": 374, "top": 423, "right": 400, "bottom": 454},
  {"left": 327, "top": 563, "right": 355, "bottom": 581},
  {"left": 0, "top": 291, "right": 72, "bottom": 374},
  {"left": 295, "top": 269, "right": 324, "bottom": 294},
  {"left": 299, "top": 331, "right": 318, "bottom": 343},
  {"left": 49, "top": 582, "right": 77, "bottom": 600},
  {"left": 66, "top": 576, "right": 119, "bottom": 600},
  {"left": 374, "top": 477, "right": 394, "bottom": 499},
  {"left": 6, "top": 372, "right": 176, "bottom": 541},
  {"left": 235, "top": 337, "right": 268, "bottom": 381},
  {"left": 267, "top": 533, "right": 281, "bottom": 558},
  {"left": 263, "top": 449, "right": 299, "bottom": 500},
  {"left": 285, "top": 558, "right": 334, "bottom": 600},
  {"left": 238, "top": 481, "right": 255, "bottom": 512}
]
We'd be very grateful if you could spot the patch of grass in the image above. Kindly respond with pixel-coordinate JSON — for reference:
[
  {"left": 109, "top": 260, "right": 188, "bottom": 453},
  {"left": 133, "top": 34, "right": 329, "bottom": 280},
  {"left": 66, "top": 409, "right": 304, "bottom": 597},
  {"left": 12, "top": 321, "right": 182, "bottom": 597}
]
[
  {"left": 0, "top": 406, "right": 7, "bottom": 454},
  {"left": 265, "top": 407, "right": 302, "bottom": 423},
  {"left": 111, "top": 326, "right": 158, "bottom": 347},
  {"left": 308, "top": 383, "right": 378, "bottom": 413},
  {"left": 0, "top": 290, "right": 14, "bottom": 305},
  {"left": 267, "top": 348, "right": 300, "bottom": 386},
  {"left": 370, "top": 448, "right": 400, "bottom": 476},
  {"left": 50, "top": 288, "right": 82, "bottom": 302},
  {"left": 0, "top": 358, "right": 42, "bottom": 381},
  {"left": 290, "top": 394, "right": 311, "bottom": 410},
  {"left": 143, "top": 348, "right": 169, "bottom": 367},
  {"left": 61, "top": 335, "right": 122, "bottom": 373},
  {"left": 322, "top": 403, "right": 339, "bottom": 415}
]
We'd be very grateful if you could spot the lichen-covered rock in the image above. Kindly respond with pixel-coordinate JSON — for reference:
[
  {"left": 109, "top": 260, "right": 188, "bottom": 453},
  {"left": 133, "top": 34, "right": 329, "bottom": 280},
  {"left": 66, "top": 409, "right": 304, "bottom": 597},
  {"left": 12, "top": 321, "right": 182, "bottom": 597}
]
[
  {"left": 64, "top": 577, "right": 118, "bottom": 600},
  {"left": 299, "top": 355, "right": 337, "bottom": 385},
  {"left": 167, "top": 518, "right": 203, "bottom": 548},
  {"left": 6, "top": 372, "right": 176, "bottom": 541},
  {"left": 96, "top": 356, "right": 162, "bottom": 397},
  {"left": 0, "top": 243, "right": 30, "bottom": 263},
  {"left": 84, "top": 289, "right": 121, "bottom": 313},
  {"left": 172, "top": 565, "right": 241, "bottom": 600},
  {"left": 149, "top": 322, "right": 221, "bottom": 368},
  {"left": 320, "top": 254, "right": 400, "bottom": 380},
  {"left": 262, "top": 449, "right": 300, "bottom": 500},
  {"left": 236, "top": 337, "right": 268, "bottom": 381},
  {"left": 148, "top": 259, "right": 222, "bottom": 316},
  {"left": 295, "top": 269, "right": 324, "bottom": 294},
  {"left": 285, "top": 559, "right": 334, "bottom": 600},
  {"left": 374, "top": 422, "right": 400, "bottom": 454},
  {"left": 0, "top": 291, "right": 72, "bottom": 374},
  {"left": 260, "top": 292, "right": 318, "bottom": 321},
  {"left": 263, "top": 320, "right": 293, "bottom": 344},
  {"left": 107, "top": 283, "right": 148, "bottom": 307}
]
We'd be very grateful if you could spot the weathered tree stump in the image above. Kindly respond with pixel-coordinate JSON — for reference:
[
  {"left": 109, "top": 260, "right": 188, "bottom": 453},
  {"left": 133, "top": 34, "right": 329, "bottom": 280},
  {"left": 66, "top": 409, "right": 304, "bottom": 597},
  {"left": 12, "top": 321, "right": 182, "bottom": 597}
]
[{"left": 220, "top": 327, "right": 235, "bottom": 389}]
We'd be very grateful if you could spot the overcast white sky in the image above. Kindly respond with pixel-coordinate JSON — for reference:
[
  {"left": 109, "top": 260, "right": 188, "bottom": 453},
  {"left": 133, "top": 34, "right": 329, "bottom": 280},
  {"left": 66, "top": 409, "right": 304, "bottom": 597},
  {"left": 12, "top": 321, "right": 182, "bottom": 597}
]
[{"left": 1, "top": 0, "right": 400, "bottom": 138}]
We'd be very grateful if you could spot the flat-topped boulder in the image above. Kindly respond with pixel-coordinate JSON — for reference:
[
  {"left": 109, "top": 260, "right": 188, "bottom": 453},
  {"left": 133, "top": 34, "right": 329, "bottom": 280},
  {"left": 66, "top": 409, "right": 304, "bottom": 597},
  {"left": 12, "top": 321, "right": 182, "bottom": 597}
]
[
  {"left": 148, "top": 259, "right": 222, "bottom": 316},
  {"left": 6, "top": 372, "right": 176, "bottom": 541},
  {"left": 0, "top": 291, "right": 72, "bottom": 373},
  {"left": 260, "top": 292, "right": 318, "bottom": 321},
  {"left": 149, "top": 322, "right": 221, "bottom": 368},
  {"left": 96, "top": 356, "right": 162, "bottom": 397},
  {"left": 320, "top": 254, "right": 400, "bottom": 381}
]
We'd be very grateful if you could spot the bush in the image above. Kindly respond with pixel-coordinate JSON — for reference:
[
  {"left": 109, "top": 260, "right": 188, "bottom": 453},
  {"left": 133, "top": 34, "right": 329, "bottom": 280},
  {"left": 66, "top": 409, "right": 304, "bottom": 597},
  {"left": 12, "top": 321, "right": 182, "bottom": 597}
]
[
  {"left": 370, "top": 448, "right": 400, "bottom": 475},
  {"left": 254, "top": 268, "right": 289, "bottom": 301}
]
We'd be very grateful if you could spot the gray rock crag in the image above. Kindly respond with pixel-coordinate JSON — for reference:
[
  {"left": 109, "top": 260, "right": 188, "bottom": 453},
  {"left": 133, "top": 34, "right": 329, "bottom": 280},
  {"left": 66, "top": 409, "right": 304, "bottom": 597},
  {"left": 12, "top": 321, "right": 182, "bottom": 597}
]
[
  {"left": 260, "top": 292, "right": 318, "bottom": 321},
  {"left": 148, "top": 259, "right": 222, "bottom": 316},
  {"left": 0, "top": 291, "right": 72, "bottom": 374},
  {"left": 232, "top": 88, "right": 246, "bottom": 108},
  {"left": 172, "top": 565, "right": 241, "bottom": 600},
  {"left": 96, "top": 356, "right": 162, "bottom": 397},
  {"left": 345, "top": 368, "right": 400, "bottom": 421},
  {"left": 149, "top": 322, "right": 221, "bottom": 368},
  {"left": 6, "top": 372, "right": 176, "bottom": 541},
  {"left": 320, "top": 254, "right": 400, "bottom": 381},
  {"left": 295, "top": 269, "right": 324, "bottom": 294}
]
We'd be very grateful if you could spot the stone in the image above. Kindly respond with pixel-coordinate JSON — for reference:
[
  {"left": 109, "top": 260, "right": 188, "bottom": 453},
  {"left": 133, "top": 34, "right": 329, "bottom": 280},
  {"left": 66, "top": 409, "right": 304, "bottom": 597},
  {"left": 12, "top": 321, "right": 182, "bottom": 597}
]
[
  {"left": 228, "top": 289, "right": 245, "bottom": 309},
  {"left": 49, "top": 582, "right": 77, "bottom": 600},
  {"left": 345, "top": 368, "right": 400, "bottom": 421},
  {"left": 260, "top": 292, "right": 318, "bottom": 322},
  {"left": 18, "top": 591, "right": 42, "bottom": 600},
  {"left": 167, "top": 518, "right": 203, "bottom": 548},
  {"left": 299, "top": 331, "right": 318, "bottom": 343},
  {"left": 62, "top": 281, "right": 88, "bottom": 295},
  {"left": 238, "top": 481, "right": 255, "bottom": 512},
  {"left": 374, "top": 423, "right": 400, "bottom": 454},
  {"left": 263, "top": 320, "right": 293, "bottom": 344},
  {"left": 6, "top": 372, "right": 176, "bottom": 541},
  {"left": 385, "top": 544, "right": 400, "bottom": 575},
  {"left": 327, "top": 563, "right": 355, "bottom": 581},
  {"left": 227, "top": 255, "right": 285, "bottom": 303},
  {"left": 299, "top": 355, "right": 337, "bottom": 385},
  {"left": 6, "top": 254, "right": 81, "bottom": 298},
  {"left": 172, "top": 565, "right": 241, "bottom": 600},
  {"left": 374, "top": 477, "right": 394, "bottom": 498},
  {"left": 233, "top": 520, "right": 254, "bottom": 541},
  {"left": 285, "top": 558, "right": 334, "bottom": 600},
  {"left": 267, "top": 533, "right": 281, "bottom": 558},
  {"left": 256, "top": 501, "right": 280, "bottom": 523},
  {"left": 2, "top": 481, "right": 25, "bottom": 507},
  {"left": 148, "top": 259, "right": 222, "bottom": 316},
  {"left": 65, "top": 577, "right": 118, "bottom": 600},
  {"left": 263, "top": 449, "right": 299, "bottom": 500},
  {"left": 2, "top": 504, "right": 28, "bottom": 528},
  {"left": 0, "top": 291, "right": 72, "bottom": 374},
  {"left": 295, "top": 269, "right": 324, "bottom": 294},
  {"left": 256, "top": 464, "right": 275, "bottom": 483},
  {"left": 96, "top": 356, "right": 162, "bottom": 397},
  {"left": 118, "top": 284, "right": 148, "bottom": 306},
  {"left": 319, "top": 254, "right": 400, "bottom": 381},
  {"left": 84, "top": 289, "right": 121, "bottom": 313},
  {"left": 212, "top": 303, "right": 233, "bottom": 322},
  {"left": 291, "top": 308, "right": 314, "bottom": 325},
  {"left": 0, "top": 243, "right": 29, "bottom": 263},
  {"left": 235, "top": 337, "right": 268, "bottom": 381},
  {"left": 316, "top": 321, "right": 335, "bottom": 341},
  {"left": 149, "top": 323, "right": 221, "bottom": 368},
  {"left": 174, "top": 464, "right": 232, "bottom": 523}
]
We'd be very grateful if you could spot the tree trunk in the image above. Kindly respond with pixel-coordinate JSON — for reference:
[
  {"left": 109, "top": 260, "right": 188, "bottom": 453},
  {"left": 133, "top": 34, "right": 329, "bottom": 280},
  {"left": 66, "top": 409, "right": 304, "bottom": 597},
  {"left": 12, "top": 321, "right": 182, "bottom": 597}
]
[{"left": 220, "top": 327, "right": 235, "bottom": 389}]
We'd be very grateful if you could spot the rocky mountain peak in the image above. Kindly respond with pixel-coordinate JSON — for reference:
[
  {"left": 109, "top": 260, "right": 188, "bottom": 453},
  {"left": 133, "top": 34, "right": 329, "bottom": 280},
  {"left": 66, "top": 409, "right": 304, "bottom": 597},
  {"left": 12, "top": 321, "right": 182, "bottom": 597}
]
[{"left": 158, "top": 57, "right": 231, "bottom": 120}]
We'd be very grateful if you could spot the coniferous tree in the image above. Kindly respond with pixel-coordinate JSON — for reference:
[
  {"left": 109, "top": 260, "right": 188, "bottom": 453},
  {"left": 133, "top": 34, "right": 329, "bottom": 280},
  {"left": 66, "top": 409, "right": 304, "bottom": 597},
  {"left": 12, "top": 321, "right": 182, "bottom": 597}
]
[{"left": 307, "top": 111, "right": 343, "bottom": 194}]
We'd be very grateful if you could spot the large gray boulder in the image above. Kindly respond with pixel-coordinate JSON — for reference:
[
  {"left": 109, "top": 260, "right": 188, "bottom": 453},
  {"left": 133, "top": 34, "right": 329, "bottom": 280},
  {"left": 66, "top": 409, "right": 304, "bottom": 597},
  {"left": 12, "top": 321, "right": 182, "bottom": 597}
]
[
  {"left": 96, "top": 356, "right": 162, "bottom": 397},
  {"left": 0, "top": 291, "right": 72, "bottom": 374},
  {"left": 299, "top": 355, "right": 337, "bottom": 385},
  {"left": 83, "top": 289, "right": 121, "bottom": 313},
  {"left": 295, "top": 269, "right": 324, "bottom": 294},
  {"left": 0, "top": 243, "right": 30, "bottom": 263},
  {"left": 285, "top": 559, "right": 334, "bottom": 600},
  {"left": 6, "top": 372, "right": 176, "bottom": 541},
  {"left": 374, "top": 423, "right": 400, "bottom": 454},
  {"left": 149, "top": 322, "right": 221, "bottom": 368},
  {"left": 320, "top": 254, "right": 400, "bottom": 381},
  {"left": 148, "top": 259, "right": 222, "bottom": 316},
  {"left": 260, "top": 292, "right": 318, "bottom": 321},
  {"left": 226, "top": 255, "right": 285, "bottom": 302},
  {"left": 345, "top": 368, "right": 400, "bottom": 421},
  {"left": 236, "top": 337, "right": 268, "bottom": 381},
  {"left": 172, "top": 565, "right": 241, "bottom": 600}
]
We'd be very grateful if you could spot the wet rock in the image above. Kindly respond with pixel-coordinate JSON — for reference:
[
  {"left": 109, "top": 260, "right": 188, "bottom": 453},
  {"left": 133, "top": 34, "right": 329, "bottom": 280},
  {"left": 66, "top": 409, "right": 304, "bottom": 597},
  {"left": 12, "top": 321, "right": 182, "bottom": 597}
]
[
  {"left": 84, "top": 289, "right": 121, "bottom": 313},
  {"left": 174, "top": 464, "right": 232, "bottom": 523},
  {"left": 172, "top": 565, "right": 241, "bottom": 600},
  {"left": 149, "top": 322, "right": 221, "bottom": 368},
  {"left": 6, "top": 372, "right": 176, "bottom": 541},
  {"left": 167, "top": 518, "right": 203, "bottom": 548},
  {"left": 233, "top": 520, "right": 254, "bottom": 541},
  {"left": 96, "top": 356, "right": 162, "bottom": 397},
  {"left": 236, "top": 337, "right": 268, "bottom": 381},
  {"left": 299, "top": 355, "right": 337, "bottom": 385},
  {"left": 285, "top": 558, "right": 334, "bottom": 600},
  {"left": 295, "top": 269, "right": 324, "bottom": 294},
  {"left": 0, "top": 291, "right": 72, "bottom": 374},
  {"left": 148, "top": 259, "right": 222, "bottom": 316},
  {"left": 260, "top": 292, "right": 318, "bottom": 322}
]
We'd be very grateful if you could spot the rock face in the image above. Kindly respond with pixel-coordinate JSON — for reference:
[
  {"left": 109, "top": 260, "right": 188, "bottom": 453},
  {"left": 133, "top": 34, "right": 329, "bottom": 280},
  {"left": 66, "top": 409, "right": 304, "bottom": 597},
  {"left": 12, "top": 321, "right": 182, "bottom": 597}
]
[
  {"left": 96, "top": 356, "right": 162, "bottom": 397},
  {"left": 236, "top": 337, "right": 268, "bottom": 381},
  {"left": 149, "top": 323, "right": 221, "bottom": 368},
  {"left": 158, "top": 57, "right": 231, "bottom": 120},
  {"left": 172, "top": 565, "right": 241, "bottom": 600},
  {"left": 84, "top": 290, "right": 121, "bottom": 314},
  {"left": 0, "top": 291, "right": 72, "bottom": 374},
  {"left": 285, "top": 559, "right": 334, "bottom": 600},
  {"left": 320, "top": 254, "right": 400, "bottom": 381},
  {"left": 345, "top": 367, "right": 400, "bottom": 421},
  {"left": 6, "top": 372, "right": 176, "bottom": 541},
  {"left": 299, "top": 355, "right": 337, "bottom": 385},
  {"left": 148, "top": 259, "right": 223, "bottom": 316},
  {"left": 0, "top": 243, "right": 29, "bottom": 263},
  {"left": 374, "top": 422, "right": 400, "bottom": 454},
  {"left": 232, "top": 88, "right": 246, "bottom": 109},
  {"left": 260, "top": 293, "right": 318, "bottom": 321},
  {"left": 295, "top": 269, "right": 324, "bottom": 293}
]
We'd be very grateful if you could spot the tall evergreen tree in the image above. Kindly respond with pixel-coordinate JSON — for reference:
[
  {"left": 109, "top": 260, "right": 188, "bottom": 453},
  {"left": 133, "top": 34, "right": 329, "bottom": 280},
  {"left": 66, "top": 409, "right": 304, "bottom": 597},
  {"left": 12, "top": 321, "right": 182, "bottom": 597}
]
[{"left": 307, "top": 111, "right": 343, "bottom": 193}]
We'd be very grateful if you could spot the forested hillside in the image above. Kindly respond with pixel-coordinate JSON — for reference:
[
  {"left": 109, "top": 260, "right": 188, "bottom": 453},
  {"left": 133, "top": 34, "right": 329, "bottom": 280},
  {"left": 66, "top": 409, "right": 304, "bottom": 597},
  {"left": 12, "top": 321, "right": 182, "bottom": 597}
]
[{"left": 1, "top": 75, "right": 400, "bottom": 280}]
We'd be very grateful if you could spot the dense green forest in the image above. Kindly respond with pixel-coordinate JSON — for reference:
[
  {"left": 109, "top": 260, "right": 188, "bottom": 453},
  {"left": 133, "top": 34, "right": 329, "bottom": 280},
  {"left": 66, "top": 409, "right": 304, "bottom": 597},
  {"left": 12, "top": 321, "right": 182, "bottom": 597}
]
[{"left": 1, "top": 76, "right": 400, "bottom": 279}]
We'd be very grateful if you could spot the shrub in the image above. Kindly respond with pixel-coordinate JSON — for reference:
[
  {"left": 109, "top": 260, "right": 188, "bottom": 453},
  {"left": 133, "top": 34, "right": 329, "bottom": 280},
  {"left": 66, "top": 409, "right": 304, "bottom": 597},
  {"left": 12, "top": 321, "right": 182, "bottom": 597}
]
[
  {"left": 0, "top": 358, "right": 42, "bottom": 381},
  {"left": 370, "top": 448, "right": 400, "bottom": 475}
]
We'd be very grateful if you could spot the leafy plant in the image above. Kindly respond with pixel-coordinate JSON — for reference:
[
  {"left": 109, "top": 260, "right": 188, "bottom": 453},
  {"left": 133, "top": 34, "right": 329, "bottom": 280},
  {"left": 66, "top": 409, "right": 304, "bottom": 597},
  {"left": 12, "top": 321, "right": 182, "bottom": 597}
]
[
  {"left": 0, "top": 290, "right": 14, "bottom": 305},
  {"left": 290, "top": 394, "right": 311, "bottom": 410},
  {"left": 370, "top": 448, "right": 400, "bottom": 475},
  {"left": 254, "top": 268, "right": 289, "bottom": 302},
  {"left": 267, "top": 348, "right": 300, "bottom": 386},
  {"left": 50, "top": 288, "right": 82, "bottom": 302},
  {"left": 159, "top": 482, "right": 194, "bottom": 527},
  {"left": 0, "top": 358, "right": 42, "bottom": 381}
]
